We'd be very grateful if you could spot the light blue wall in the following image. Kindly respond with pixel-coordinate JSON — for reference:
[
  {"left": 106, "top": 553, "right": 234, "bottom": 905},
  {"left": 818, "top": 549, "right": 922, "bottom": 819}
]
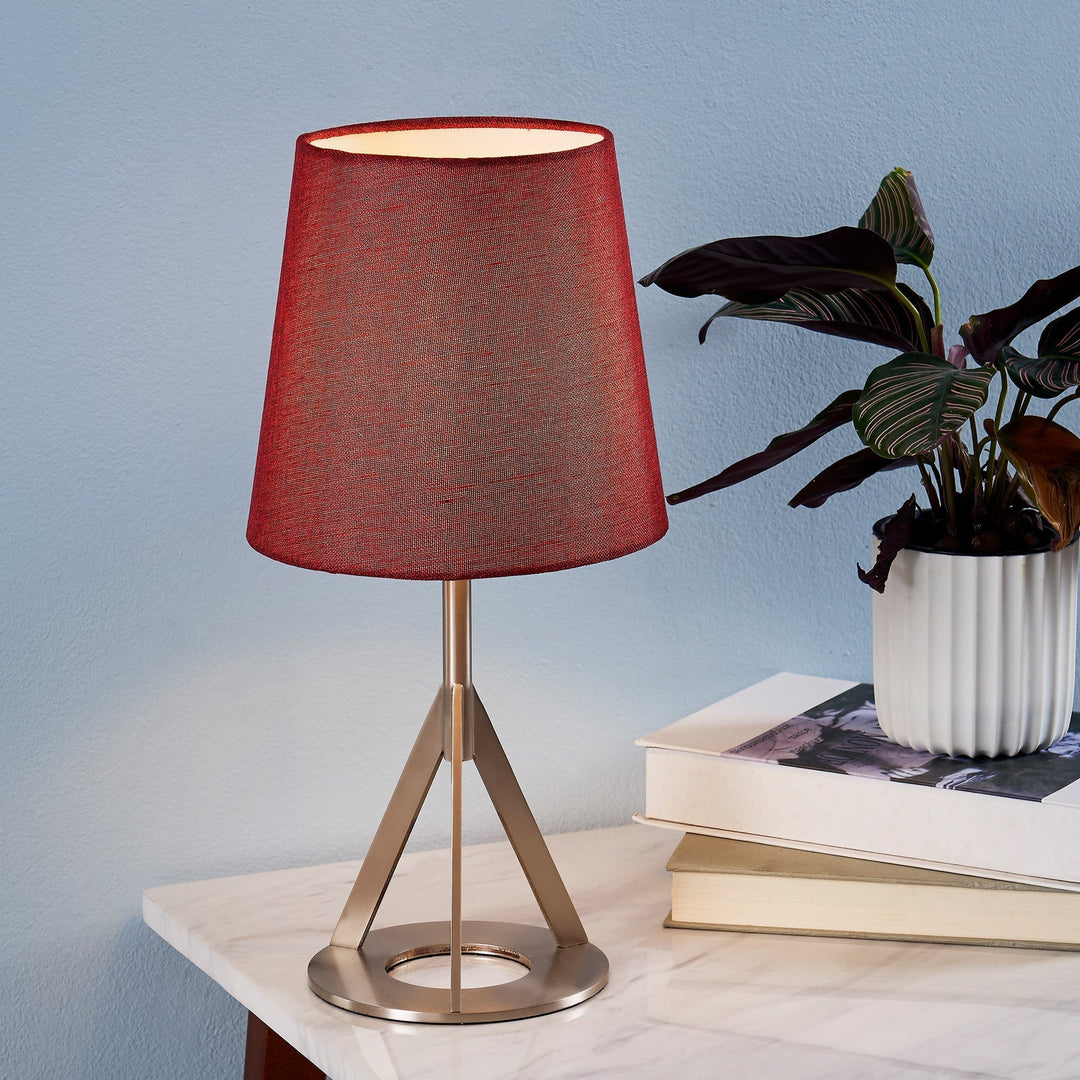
[{"left": 5, "top": 1, "right": 1079, "bottom": 1075}]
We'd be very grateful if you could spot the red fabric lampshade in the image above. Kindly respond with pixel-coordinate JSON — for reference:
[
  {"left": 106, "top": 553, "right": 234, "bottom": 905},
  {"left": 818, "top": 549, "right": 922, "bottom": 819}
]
[{"left": 248, "top": 116, "right": 668, "bottom": 579}]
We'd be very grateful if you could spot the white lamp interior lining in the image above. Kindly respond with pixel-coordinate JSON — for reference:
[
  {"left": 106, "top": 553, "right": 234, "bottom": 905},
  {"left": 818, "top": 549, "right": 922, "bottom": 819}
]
[{"left": 311, "top": 127, "right": 604, "bottom": 159}]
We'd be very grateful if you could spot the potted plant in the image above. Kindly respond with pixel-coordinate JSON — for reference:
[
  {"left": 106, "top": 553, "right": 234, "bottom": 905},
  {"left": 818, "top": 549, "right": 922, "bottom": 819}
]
[{"left": 641, "top": 168, "right": 1080, "bottom": 757}]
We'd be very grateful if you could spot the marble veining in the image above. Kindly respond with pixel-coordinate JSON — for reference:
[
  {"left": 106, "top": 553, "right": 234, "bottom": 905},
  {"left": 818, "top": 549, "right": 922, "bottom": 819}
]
[{"left": 143, "top": 826, "right": 1080, "bottom": 1079}]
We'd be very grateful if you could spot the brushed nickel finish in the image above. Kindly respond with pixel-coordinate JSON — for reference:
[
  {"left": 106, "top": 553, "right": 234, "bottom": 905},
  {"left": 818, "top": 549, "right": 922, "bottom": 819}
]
[
  {"left": 327, "top": 698, "right": 443, "bottom": 950},
  {"left": 309, "top": 921, "right": 608, "bottom": 1024},
  {"left": 309, "top": 580, "right": 608, "bottom": 1022},
  {"left": 442, "top": 580, "right": 475, "bottom": 761},
  {"left": 449, "top": 683, "right": 464, "bottom": 1013}
]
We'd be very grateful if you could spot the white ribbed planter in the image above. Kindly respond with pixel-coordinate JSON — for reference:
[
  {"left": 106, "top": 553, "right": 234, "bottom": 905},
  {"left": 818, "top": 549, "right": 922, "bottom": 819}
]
[{"left": 872, "top": 531, "right": 1080, "bottom": 757}]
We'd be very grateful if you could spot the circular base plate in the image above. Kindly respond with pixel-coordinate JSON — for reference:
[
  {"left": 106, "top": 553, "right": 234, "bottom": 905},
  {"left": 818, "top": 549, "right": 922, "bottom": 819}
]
[{"left": 309, "top": 921, "right": 608, "bottom": 1023}]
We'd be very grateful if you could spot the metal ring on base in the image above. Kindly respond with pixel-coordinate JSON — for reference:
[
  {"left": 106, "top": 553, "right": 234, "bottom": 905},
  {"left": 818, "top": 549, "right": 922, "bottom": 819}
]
[{"left": 308, "top": 920, "right": 608, "bottom": 1024}]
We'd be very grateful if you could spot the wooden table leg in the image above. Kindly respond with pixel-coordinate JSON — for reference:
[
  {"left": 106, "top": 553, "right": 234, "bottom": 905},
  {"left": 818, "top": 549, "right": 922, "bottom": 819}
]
[{"left": 244, "top": 1012, "right": 325, "bottom": 1080}]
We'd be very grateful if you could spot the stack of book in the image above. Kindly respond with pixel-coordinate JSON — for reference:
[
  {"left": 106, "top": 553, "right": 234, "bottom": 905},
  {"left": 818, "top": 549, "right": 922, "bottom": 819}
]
[{"left": 636, "top": 672, "right": 1080, "bottom": 949}]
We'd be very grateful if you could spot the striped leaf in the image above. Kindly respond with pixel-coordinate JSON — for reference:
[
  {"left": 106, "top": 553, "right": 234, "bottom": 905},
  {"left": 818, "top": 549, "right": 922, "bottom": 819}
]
[
  {"left": 1001, "top": 309, "right": 1080, "bottom": 397},
  {"left": 997, "top": 416, "right": 1080, "bottom": 546},
  {"left": 853, "top": 353, "right": 994, "bottom": 459},
  {"left": 638, "top": 227, "right": 897, "bottom": 304},
  {"left": 700, "top": 283, "right": 933, "bottom": 351},
  {"left": 1042, "top": 306, "right": 1080, "bottom": 356},
  {"left": 1002, "top": 347, "right": 1080, "bottom": 398},
  {"left": 859, "top": 168, "right": 935, "bottom": 268}
]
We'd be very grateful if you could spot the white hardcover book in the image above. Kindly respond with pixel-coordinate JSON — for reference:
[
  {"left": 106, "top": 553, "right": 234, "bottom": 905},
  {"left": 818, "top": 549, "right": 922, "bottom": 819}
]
[{"left": 636, "top": 673, "right": 1080, "bottom": 890}]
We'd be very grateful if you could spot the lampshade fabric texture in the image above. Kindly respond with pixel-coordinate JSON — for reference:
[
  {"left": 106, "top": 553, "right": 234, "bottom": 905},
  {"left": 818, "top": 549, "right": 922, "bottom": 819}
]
[{"left": 248, "top": 116, "right": 668, "bottom": 580}]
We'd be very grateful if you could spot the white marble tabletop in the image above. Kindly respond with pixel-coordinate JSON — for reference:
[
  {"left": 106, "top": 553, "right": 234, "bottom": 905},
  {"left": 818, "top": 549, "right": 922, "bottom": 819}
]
[{"left": 144, "top": 824, "right": 1080, "bottom": 1080}]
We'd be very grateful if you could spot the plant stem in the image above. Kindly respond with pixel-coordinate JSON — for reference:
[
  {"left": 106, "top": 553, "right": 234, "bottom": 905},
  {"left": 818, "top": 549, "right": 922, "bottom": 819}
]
[
  {"left": 954, "top": 435, "right": 975, "bottom": 491},
  {"left": 987, "top": 363, "right": 1010, "bottom": 479},
  {"left": 1010, "top": 390, "right": 1032, "bottom": 422},
  {"left": 939, "top": 440, "right": 958, "bottom": 532},
  {"left": 917, "top": 459, "right": 942, "bottom": 514},
  {"left": 885, "top": 281, "right": 931, "bottom": 353},
  {"left": 920, "top": 263, "right": 942, "bottom": 327},
  {"left": 928, "top": 453, "right": 944, "bottom": 495},
  {"left": 1048, "top": 387, "right": 1080, "bottom": 423},
  {"left": 987, "top": 452, "right": 1014, "bottom": 519},
  {"left": 1002, "top": 473, "right": 1022, "bottom": 512},
  {"left": 968, "top": 414, "right": 980, "bottom": 458}
]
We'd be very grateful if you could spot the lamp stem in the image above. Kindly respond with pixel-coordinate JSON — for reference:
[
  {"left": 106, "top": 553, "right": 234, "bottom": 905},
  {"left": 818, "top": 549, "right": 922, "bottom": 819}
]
[
  {"left": 445, "top": 583, "right": 470, "bottom": 1011},
  {"left": 449, "top": 683, "right": 464, "bottom": 1012},
  {"left": 442, "top": 580, "right": 471, "bottom": 686},
  {"left": 442, "top": 581, "right": 475, "bottom": 761}
]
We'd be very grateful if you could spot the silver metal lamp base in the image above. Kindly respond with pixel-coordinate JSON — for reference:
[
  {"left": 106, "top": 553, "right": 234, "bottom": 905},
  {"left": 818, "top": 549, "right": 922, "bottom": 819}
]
[
  {"left": 311, "top": 581, "right": 608, "bottom": 1024},
  {"left": 310, "top": 921, "right": 608, "bottom": 1023}
]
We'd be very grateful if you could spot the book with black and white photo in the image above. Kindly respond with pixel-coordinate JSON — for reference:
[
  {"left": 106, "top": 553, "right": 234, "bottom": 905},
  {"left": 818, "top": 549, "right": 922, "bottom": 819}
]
[
  {"left": 636, "top": 673, "right": 1080, "bottom": 890},
  {"left": 723, "top": 681, "right": 1080, "bottom": 801}
]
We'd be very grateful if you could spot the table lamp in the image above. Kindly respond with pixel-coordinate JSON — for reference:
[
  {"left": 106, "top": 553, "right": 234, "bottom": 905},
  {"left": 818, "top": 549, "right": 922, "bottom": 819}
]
[{"left": 247, "top": 116, "right": 668, "bottom": 1024}]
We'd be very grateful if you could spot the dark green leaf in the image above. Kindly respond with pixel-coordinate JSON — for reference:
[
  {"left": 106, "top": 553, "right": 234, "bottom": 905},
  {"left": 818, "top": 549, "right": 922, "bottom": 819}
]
[
  {"left": 788, "top": 448, "right": 917, "bottom": 508},
  {"left": 857, "top": 494, "right": 918, "bottom": 592},
  {"left": 700, "top": 283, "right": 933, "bottom": 351},
  {"left": 1000, "top": 311, "right": 1080, "bottom": 397},
  {"left": 853, "top": 353, "right": 995, "bottom": 459},
  {"left": 961, "top": 265, "right": 1080, "bottom": 365},
  {"left": 1039, "top": 306, "right": 1080, "bottom": 357},
  {"left": 1001, "top": 346, "right": 1080, "bottom": 398},
  {"left": 858, "top": 168, "right": 934, "bottom": 268},
  {"left": 666, "top": 390, "right": 861, "bottom": 505},
  {"left": 638, "top": 227, "right": 898, "bottom": 304}
]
